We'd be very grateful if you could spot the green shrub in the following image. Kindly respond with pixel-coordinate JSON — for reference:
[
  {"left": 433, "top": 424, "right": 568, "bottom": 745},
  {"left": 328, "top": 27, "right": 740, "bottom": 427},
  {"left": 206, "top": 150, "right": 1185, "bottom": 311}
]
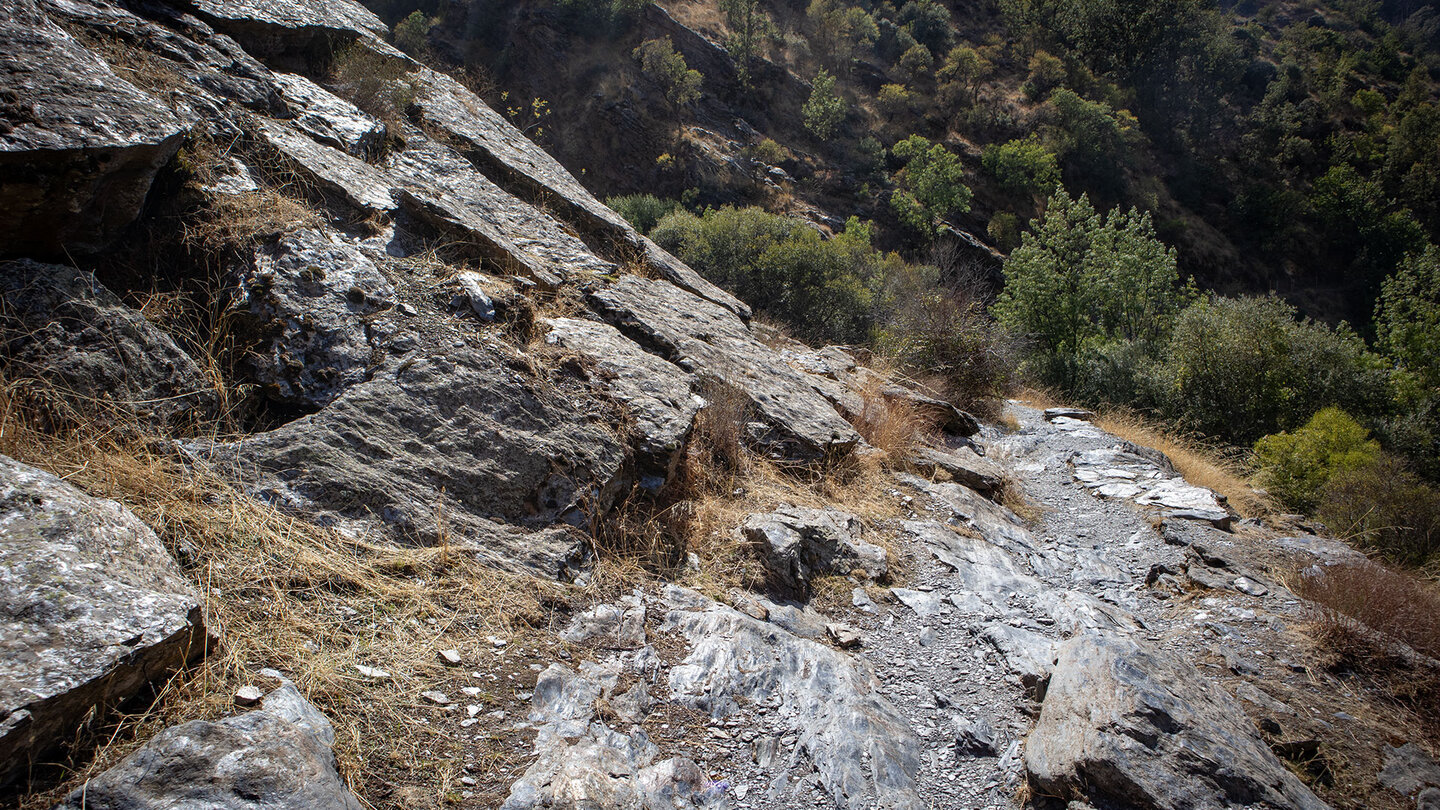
[
  {"left": 982, "top": 135, "right": 1060, "bottom": 196},
  {"left": 393, "top": 11, "right": 434, "bottom": 56},
  {"left": 876, "top": 266, "right": 1015, "bottom": 410},
  {"left": 889, "top": 135, "right": 971, "bottom": 237},
  {"left": 606, "top": 194, "right": 681, "bottom": 234},
  {"left": 1253, "top": 407, "right": 1381, "bottom": 513},
  {"left": 1022, "top": 50, "right": 1065, "bottom": 100},
  {"left": 803, "top": 69, "right": 847, "bottom": 139},
  {"left": 898, "top": 43, "right": 934, "bottom": 81},
  {"left": 1160, "top": 295, "right": 1390, "bottom": 444},
  {"left": 993, "top": 189, "right": 1186, "bottom": 389},
  {"left": 633, "top": 38, "right": 703, "bottom": 107},
  {"left": 878, "top": 84, "right": 915, "bottom": 117},
  {"left": 650, "top": 207, "right": 899, "bottom": 344},
  {"left": 1320, "top": 455, "right": 1440, "bottom": 566}
]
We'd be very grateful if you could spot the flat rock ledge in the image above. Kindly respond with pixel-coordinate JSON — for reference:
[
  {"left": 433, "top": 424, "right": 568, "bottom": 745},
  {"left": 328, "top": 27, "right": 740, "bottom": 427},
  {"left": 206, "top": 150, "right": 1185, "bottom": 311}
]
[{"left": 0, "top": 455, "right": 208, "bottom": 787}]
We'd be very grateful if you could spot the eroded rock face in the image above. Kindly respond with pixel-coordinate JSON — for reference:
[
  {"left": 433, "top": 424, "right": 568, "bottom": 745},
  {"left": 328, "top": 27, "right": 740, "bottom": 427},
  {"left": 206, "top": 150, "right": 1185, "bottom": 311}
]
[
  {"left": 188, "top": 0, "right": 387, "bottom": 71},
  {"left": 53, "top": 683, "right": 362, "bottom": 810},
  {"left": 0, "top": 455, "right": 207, "bottom": 787},
  {"left": 544, "top": 317, "right": 701, "bottom": 480},
  {"left": 742, "top": 505, "right": 889, "bottom": 592},
  {"left": 0, "top": 260, "right": 217, "bottom": 431},
  {"left": 269, "top": 71, "right": 384, "bottom": 157},
  {"left": 205, "top": 347, "right": 622, "bottom": 575},
  {"left": 254, "top": 119, "right": 396, "bottom": 216},
  {"left": 1025, "top": 633, "right": 1331, "bottom": 810},
  {"left": 0, "top": 0, "right": 186, "bottom": 256},
  {"left": 662, "top": 587, "right": 924, "bottom": 810},
  {"left": 590, "top": 276, "right": 860, "bottom": 459},
  {"left": 229, "top": 229, "right": 396, "bottom": 409}
]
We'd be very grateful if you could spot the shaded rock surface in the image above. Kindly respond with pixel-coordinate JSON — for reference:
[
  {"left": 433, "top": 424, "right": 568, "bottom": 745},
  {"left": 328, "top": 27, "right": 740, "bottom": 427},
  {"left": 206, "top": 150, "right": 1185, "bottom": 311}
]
[
  {"left": 590, "top": 275, "right": 860, "bottom": 458},
  {"left": 0, "top": 455, "right": 207, "bottom": 787},
  {"left": 742, "top": 505, "right": 888, "bottom": 592},
  {"left": 1026, "top": 632, "right": 1330, "bottom": 810},
  {"left": 53, "top": 683, "right": 362, "bottom": 810},
  {"left": 201, "top": 346, "right": 622, "bottom": 575},
  {"left": 0, "top": 0, "right": 185, "bottom": 256},
  {"left": 0, "top": 260, "right": 217, "bottom": 431},
  {"left": 228, "top": 229, "right": 396, "bottom": 409}
]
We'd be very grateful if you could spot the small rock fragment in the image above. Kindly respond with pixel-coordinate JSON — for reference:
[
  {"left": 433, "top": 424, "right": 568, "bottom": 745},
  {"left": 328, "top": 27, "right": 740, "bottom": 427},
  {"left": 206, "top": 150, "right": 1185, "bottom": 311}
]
[
  {"left": 234, "top": 685, "right": 264, "bottom": 707},
  {"left": 421, "top": 690, "right": 451, "bottom": 706},
  {"left": 439, "top": 649, "right": 463, "bottom": 666},
  {"left": 827, "top": 623, "right": 863, "bottom": 648}
]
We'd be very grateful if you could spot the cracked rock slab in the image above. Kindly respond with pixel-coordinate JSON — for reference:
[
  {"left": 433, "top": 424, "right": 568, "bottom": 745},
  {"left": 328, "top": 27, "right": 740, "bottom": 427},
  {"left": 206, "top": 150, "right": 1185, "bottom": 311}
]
[
  {"left": 742, "top": 505, "right": 888, "bottom": 592},
  {"left": 0, "top": 455, "right": 208, "bottom": 787},
  {"left": 1026, "top": 633, "right": 1331, "bottom": 810},
  {"left": 53, "top": 683, "right": 361, "bottom": 809},
  {"left": 590, "top": 276, "right": 860, "bottom": 459}
]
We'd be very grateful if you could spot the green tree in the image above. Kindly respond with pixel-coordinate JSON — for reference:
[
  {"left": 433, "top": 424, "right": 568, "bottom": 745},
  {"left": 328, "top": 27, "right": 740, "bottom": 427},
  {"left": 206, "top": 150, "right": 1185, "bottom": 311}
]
[
  {"left": 982, "top": 135, "right": 1060, "bottom": 196},
  {"left": 720, "top": 0, "right": 771, "bottom": 85},
  {"left": 633, "top": 37, "right": 703, "bottom": 113},
  {"left": 1046, "top": 88, "right": 1133, "bottom": 199},
  {"left": 1022, "top": 50, "right": 1065, "bottom": 100},
  {"left": 937, "top": 45, "right": 992, "bottom": 105},
  {"left": 1377, "top": 245, "right": 1440, "bottom": 394},
  {"left": 898, "top": 43, "right": 934, "bottom": 82},
  {"left": 897, "top": 0, "right": 953, "bottom": 55},
  {"left": 392, "top": 10, "right": 433, "bottom": 55},
  {"left": 807, "top": 1, "right": 879, "bottom": 69},
  {"left": 993, "top": 189, "right": 1185, "bottom": 386},
  {"left": 802, "top": 69, "right": 847, "bottom": 139},
  {"left": 889, "top": 135, "right": 971, "bottom": 237}
]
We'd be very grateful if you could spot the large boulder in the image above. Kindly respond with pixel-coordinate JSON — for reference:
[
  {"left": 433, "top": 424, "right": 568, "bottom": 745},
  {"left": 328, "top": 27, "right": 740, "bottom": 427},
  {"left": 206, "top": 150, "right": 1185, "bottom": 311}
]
[
  {"left": 228, "top": 229, "right": 396, "bottom": 410},
  {"left": 254, "top": 119, "right": 396, "bottom": 216},
  {"left": 741, "top": 505, "right": 888, "bottom": 592},
  {"left": 0, "top": 1, "right": 186, "bottom": 256},
  {"left": 187, "top": 0, "right": 388, "bottom": 71},
  {"left": 544, "top": 317, "right": 701, "bottom": 481},
  {"left": 0, "top": 455, "right": 207, "bottom": 787},
  {"left": 269, "top": 71, "right": 385, "bottom": 157},
  {"left": 1025, "top": 633, "right": 1331, "bottom": 810},
  {"left": 203, "top": 345, "right": 624, "bottom": 575},
  {"left": 53, "top": 683, "right": 362, "bottom": 810},
  {"left": 589, "top": 275, "right": 860, "bottom": 459},
  {"left": 0, "top": 260, "right": 217, "bottom": 431}
]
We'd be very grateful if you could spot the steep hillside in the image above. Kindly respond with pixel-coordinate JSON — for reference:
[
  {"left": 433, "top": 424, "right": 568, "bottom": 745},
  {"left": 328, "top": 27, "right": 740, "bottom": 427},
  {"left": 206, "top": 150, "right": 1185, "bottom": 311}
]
[
  {"left": 2, "top": 2, "right": 1440, "bottom": 810},
  {"left": 385, "top": 0, "right": 1440, "bottom": 328}
]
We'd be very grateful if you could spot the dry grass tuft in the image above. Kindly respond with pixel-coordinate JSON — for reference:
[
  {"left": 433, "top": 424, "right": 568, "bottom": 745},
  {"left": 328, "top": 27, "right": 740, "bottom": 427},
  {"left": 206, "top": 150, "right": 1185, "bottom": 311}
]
[
  {"left": 851, "top": 383, "right": 931, "bottom": 463},
  {"left": 0, "top": 384, "right": 564, "bottom": 809},
  {"left": 1291, "top": 560, "right": 1440, "bottom": 732},
  {"left": 1094, "top": 408, "right": 1272, "bottom": 518}
]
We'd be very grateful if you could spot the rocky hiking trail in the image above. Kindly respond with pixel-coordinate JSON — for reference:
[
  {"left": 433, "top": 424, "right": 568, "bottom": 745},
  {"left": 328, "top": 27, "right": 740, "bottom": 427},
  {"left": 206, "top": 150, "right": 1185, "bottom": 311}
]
[{"left": 479, "top": 404, "right": 1410, "bottom": 810}]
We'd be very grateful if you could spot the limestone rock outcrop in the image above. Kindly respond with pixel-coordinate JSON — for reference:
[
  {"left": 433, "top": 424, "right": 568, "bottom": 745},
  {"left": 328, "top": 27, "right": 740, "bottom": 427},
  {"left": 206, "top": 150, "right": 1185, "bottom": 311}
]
[
  {"left": 742, "top": 505, "right": 889, "bottom": 592},
  {"left": 52, "top": 683, "right": 362, "bottom": 810},
  {"left": 0, "top": 455, "right": 207, "bottom": 787},
  {"left": 1025, "top": 633, "right": 1331, "bottom": 810},
  {"left": 0, "top": 260, "right": 218, "bottom": 431},
  {"left": 0, "top": 0, "right": 185, "bottom": 256}
]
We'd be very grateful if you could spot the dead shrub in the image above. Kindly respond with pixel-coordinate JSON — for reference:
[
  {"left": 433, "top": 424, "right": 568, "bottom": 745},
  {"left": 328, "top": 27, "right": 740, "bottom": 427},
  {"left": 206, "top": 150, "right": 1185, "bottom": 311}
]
[
  {"left": 677, "top": 377, "right": 752, "bottom": 497},
  {"left": 851, "top": 383, "right": 930, "bottom": 462},
  {"left": 328, "top": 42, "right": 416, "bottom": 128},
  {"left": 1319, "top": 455, "right": 1440, "bottom": 567}
]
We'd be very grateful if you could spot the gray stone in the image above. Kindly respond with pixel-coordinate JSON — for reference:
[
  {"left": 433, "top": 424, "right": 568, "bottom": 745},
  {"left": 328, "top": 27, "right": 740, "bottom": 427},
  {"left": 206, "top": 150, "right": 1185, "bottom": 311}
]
[
  {"left": 0, "top": 1, "right": 186, "bottom": 256},
  {"left": 234, "top": 685, "right": 264, "bottom": 706},
  {"left": 544, "top": 317, "right": 701, "bottom": 479},
  {"left": 385, "top": 135, "right": 615, "bottom": 283},
  {"left": 882, "top": 384, "right": 979, "bottom": 437},
  {"left": 228, "top": 229, "right": 395, "bottom": 409},
  {"left": 1380, "top": 744, "right": 1440, "bottom": 799},
  {"left": 255, "top": 119, "right": 395, "bottom": 215},
  {"left": 1026, "top": 633, "right": 1331, "bottom": 810},
  {"left": 269, "top": 71, "right": 384, "bottom": 157},
  {"left": 905, "top": 521, "right": 1040, "bottom": 599},
  {"left": 200, "top": 347, "right": 623, "bottom": 576},
  {"left": 980, "top": 624, "right": 1057, "bottom": 695},
  {"left": 742, "top": 505, "right": 888, "bottom": 592},
  {"left": 1044, "top": 408, "right": 1094, "bottom": 421},
  {"left": 54, "top": 684, "right": 362, "bottom": 810},
  {"left": 448, "top": 271, "right": 497, "bottom": 321},
  {"left": 561, "top": 598, "right": 647, "bottom": 650},
  {"left": 661, "top": 587, "right": 924, "bottom": 810},
  {"left": 0, "top": 455, "right": 207, "bottom": 787},
  {"left": 406, "top": 65, "right": 750, "bottom": 319},
  {"left": 590, "top": 276, "right": 860, "bottom": 459},
  {"left": 911, "top": 446, "right": 1005, "bottom": 497},
  {"left": 1419, "top": 787, "right": 1440, "bottom": 810},
  {"left": 503, "top": 663, "right": 715, "bottom": 810},
  {"left": 899, "top": 475, "right": 1041, "bottom": 558},
  {"left": 1, "top": 260, "right": 218, "bottom": 431},
  {"left": 892, "top": 588, "right": 944, "bottom": 618},
  {"left": 954, "top": 716, "right": 999, "bottom": 757},
  {"left": 189, "top": 0, "right": 387, "bottom": 70}
]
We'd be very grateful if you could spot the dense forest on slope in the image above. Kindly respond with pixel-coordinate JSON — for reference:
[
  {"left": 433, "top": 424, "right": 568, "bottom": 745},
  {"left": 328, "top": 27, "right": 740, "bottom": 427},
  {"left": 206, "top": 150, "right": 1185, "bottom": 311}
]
[{"left": 367, "top": 0, "right": 1440, "bottom": 329}]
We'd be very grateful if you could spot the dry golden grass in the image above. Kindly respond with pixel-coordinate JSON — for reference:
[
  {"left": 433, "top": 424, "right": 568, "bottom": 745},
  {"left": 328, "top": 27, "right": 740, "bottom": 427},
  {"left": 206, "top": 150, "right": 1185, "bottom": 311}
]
[
  {"left": 851, "top": 383, "right": 931, "bottom": 463},
  {"left": 1094, "top": 409, "right": 1272, "bottom": 519},
  {"left": 0, "top": 382, "right": 566, "bottom": 809}
]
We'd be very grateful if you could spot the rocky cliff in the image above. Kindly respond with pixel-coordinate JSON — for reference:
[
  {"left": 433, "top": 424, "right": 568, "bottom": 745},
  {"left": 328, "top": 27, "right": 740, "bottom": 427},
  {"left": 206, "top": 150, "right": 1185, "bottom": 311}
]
[{"left": 1, "top": 2, "right": 1438, "bottom": 810}]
